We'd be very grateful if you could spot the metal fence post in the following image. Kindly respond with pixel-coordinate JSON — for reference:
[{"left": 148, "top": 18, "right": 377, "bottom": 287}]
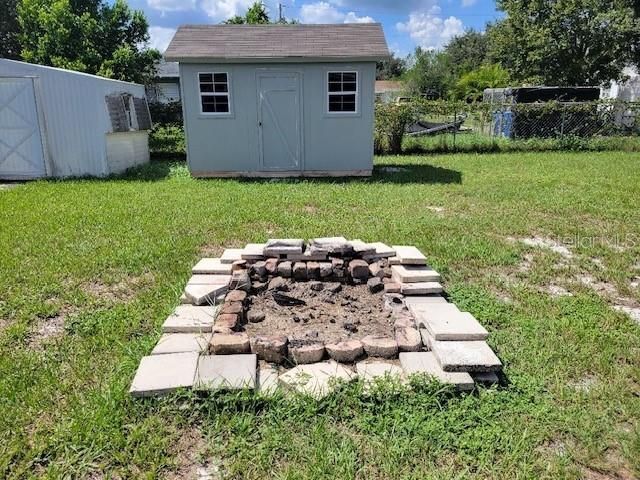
[
  {"left": 560, "top": 103, "right": 566, "bottom": 137},
  {"left": 453, "top": 105, "right": 457, "bottom": 151}
]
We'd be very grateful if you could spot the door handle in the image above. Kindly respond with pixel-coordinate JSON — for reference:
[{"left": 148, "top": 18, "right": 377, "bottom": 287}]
[{"left": 258, "top": 121, "right": 262, "bottom": 127}]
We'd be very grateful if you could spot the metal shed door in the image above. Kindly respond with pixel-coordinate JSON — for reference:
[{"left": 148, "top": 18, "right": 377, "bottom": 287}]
[
  {"left": 0, "top": 77, "right": 46, "bottom": 179},
  {"left": 258, "top": 73, "right": 302, "bottom": 171}
]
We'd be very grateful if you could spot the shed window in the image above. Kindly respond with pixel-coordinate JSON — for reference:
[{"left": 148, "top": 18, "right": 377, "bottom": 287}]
[
  {"left": 327, "top": 71, "right": 357, "bottom": 113},
  {"left": 199, "top": 72, "right": 230, "bottom": 114}
]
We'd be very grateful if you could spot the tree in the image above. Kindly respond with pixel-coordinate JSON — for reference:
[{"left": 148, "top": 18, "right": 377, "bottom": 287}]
[
  {"left": 18, "top": 0, "right": 160, "bottom": 84},
  {"left": 224, "top": 2, "right": 296, "bottom": 24},
  {"left": 489, "top": 0, "right": 640, "bottom": 86},
  {"left": 452, "top": 64, "right": 510, "bottom": 102},
  {"left": 404, "top": 48, "right": 455, "bottom": 99},
  {"left": 442, "top": 30, "right": 490, "bottom": 77},
  {"left": 376, "top": 53, "right": 406, "bottom": 80},
  {"left": 0, "top": 0, "right": 21, "bottom": 59}
]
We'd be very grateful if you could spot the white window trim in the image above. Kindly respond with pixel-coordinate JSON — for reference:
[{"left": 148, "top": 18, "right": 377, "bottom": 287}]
[
  {"left": 198, "top": 71, "right": 232, "bottom": 116},
  {"left": 326, "top": 70, "right": 359, "bottom": 115}
]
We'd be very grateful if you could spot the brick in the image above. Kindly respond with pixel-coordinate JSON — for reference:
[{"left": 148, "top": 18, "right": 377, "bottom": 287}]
[
  {"left": 362, "top": 335, "right": 398, "bottom": 358},
  {"left": 192, "top": 258, "right": 233, "bottom": 275},
  {"left": 240, "top": 243, "right": 266, "bottom": 260},
  {"left": 215, "top": 313, "right": 239, "bottom": 330},
  {"left": 325, "top": 339, "right": 364, "bottom": 363},
  {"left": 129, "top": 352, "right": 198, "bottom": 397},
  {"left": 293, "top": 262, "right": 307, "bottom": 281},
  {"left": 225, "top": 290, "right": 247, "bottom": 303},
  {"left": 307, "top": 261, "right": 321, "bottom": 280},
  {"left": 348, "top": 259, "right": 369, "bottom": 280},
  {"left": 194, "top": 354, "right": 256, "bottom": 390},
  {"left": 210, "top": 332, "right": 251, "bottom": 355},
  {"left": 399, "top": 352, "right": 474, "bottom": 391},
  {"left": 289, "top": 342, "right": 325, "bottom": 364},
  {"left": 395, "top": 327, "right": 422, "bottom": 352},
  {"left": 162, "top": 305, "right": 218, "bottom": 333},
  {"left": 263, "top": 239, "right": 304, "bottom": 256},
  {"left": 384, "top": 282, "right": 402, "bottom": 294},
  {"left": 391, "top": 265, "right": 441, "bottom": 283},
  {"left": 250, "top": 335, "right": 288, "bottom": 364},
  {"left": 277, "top": 261, "right": 292, "bottom": 277}
]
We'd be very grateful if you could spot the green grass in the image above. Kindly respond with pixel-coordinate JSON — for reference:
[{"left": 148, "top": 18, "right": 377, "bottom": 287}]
[{"left": 1, "top": 151, "right": 639, "bottom": 478}]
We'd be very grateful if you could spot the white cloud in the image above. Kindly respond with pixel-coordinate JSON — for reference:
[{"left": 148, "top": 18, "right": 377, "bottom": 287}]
[
  {"left": 299, "top": 2, "right": 374, "bottom": 24},
  {"left": 461, "top": 0, "right": 477, "bottom": 6},
  {"left": 397, "top": 12, "right": 464, "bottom": 50},
  {"left": 147, "top": 0, "right": 196, "bottom": 12},
  {"left": 200, "top": 0, "right": 254, "bottom": 21},
  {"left": 149, "top": 26, "right": 176, "bottom": 52}
]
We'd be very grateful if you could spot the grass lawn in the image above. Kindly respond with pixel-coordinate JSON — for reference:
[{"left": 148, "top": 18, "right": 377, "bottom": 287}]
[{"left": 1, "top": 151, "right": 639, "bottom": 479}]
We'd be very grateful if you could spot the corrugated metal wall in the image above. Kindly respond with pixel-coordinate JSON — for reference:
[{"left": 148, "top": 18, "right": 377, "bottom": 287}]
[{"left": 0, "top": 59, "right": 148, "bottom": 177}]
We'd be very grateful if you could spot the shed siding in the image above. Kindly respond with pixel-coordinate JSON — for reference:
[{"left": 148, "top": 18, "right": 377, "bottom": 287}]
[
  {"left": 180, "top": 62, "right": 375, "bottom": 175},
  {"left": 0, "top": 59, "right": 148, "bottom": 177}
]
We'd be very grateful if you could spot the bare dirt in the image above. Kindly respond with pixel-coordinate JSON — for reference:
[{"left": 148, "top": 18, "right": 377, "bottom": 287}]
[{"left": 244, "top": 279, "right": 396, "bottom": 343}]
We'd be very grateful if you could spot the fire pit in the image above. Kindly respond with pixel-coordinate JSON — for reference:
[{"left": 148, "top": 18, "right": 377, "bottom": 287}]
[{"left": 129, "top": 238, "right": 503, "bottom": 398}]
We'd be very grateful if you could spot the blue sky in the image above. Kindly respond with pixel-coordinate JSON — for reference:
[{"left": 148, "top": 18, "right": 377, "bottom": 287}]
[{"left": 127, "top": 0, "right": 502, "bottom": 57}]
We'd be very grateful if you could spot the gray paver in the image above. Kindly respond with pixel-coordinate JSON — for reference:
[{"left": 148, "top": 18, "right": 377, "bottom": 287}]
[
  {"left": 129, "top": 352, "right": 198, "bottom": 397},
  {"left": 220, "top": 248, "right": 243, "bottom": 264},
  {"left": 355, "top": 361, "right": 404, "bottom": 382},
  {"left": 264, "top": 239, "right": 304, "bottom": 256},
  {"left": 409, "top": 303, "right": 489, "bottom": 341},
  {"left": 401, "top": 282, "right": 443, "bottom": 295},
  {"left": 241, "top": 243, "right": 266, "bottom": 260},
  {"left": 151, "top": 333, "right": 211, "bottom": 355},
  {"left": 363, "top": 242, "right": 396, "bottom": 259},
  {"left": 192, "top": 258, "right": 233, "bottom": 275},
  {"left": 279, "top": 361, "right": 354, "bottom": 399},
  {"left": 430, "top": 339, "right": 502, "bottom": 372},
  {"left": 257, "top": 362, "right": 279, "bottom": 395},
  {"left": 187, "top": 274, "right": 231, "bottom": 285},
  {"left": 391, "top": 245, "right": 427, "bottom": 265},
  {"left": 399, "top": 351, "right": 474, "bottom": 391},
  {"left": 404, "top": 295, "right": 448, "bottom": 307},
  {"left": 194, "top": 354, "right": 256, "bottom": 390},
  {"left": 162, "top": 305, "right": 219, "bottom": 333},
  {"left": 184, "top": 284, "right": 228, "bottom": 305},
  {"left": 391, "top": 265, "right": 441, "bottom": 283}
]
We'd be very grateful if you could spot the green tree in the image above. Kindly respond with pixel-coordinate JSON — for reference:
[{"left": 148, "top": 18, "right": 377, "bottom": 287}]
[
  {"left": 225, "top": 2, "right": 294, "bottom": 24},
  {"left": 405, "top": 48, "right": 454, "bottom": 99},
  {"left": 489, "top": 0, "right": 640, "bottom": 85},
  {"left": 0, "top": 0, "right": 21, "bottom": 59},
  {"left": 18, "top": 0, "right": 160, "bottom": 84},
  {"left": 376, "top": 53, "right": 406, "bottom": 80},
  {"left": 452, "top": 64, "right": 510, "bottom": 101},
  {"left": 442, "top": 30, "right": 490, "bottom": 77}
]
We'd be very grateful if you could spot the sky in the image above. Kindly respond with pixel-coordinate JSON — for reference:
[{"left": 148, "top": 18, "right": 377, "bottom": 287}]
[{"left": 127, "top": 0, "right": 502, "bottom": 57}]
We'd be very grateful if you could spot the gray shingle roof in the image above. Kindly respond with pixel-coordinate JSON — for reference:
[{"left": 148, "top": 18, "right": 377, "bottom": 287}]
[{"left": 165, "top": 24, "right": 389, "bottom": 62}]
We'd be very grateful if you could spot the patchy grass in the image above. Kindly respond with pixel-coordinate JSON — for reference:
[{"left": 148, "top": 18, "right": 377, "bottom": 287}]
[{"left": 1, "top": 151, "right": 639, "bottom": 478}]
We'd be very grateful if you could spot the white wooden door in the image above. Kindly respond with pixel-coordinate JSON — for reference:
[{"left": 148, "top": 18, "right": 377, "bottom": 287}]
[
  {"left": 0, "top": 77, "right": 46, "bottom": 179},
  {"left": 257, "top": 73, "right": 302, "bottom": 171}
]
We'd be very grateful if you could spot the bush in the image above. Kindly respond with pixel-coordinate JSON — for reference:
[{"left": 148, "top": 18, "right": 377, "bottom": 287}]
[
  {"left": 374, "top": 103, "right": 415, "bottom": 154},
  {"left": 149, "top": 125, "right": 186, "bottom": 158},
  {"left": 148, "top": 101, "right": 183, "bottom": 125}
]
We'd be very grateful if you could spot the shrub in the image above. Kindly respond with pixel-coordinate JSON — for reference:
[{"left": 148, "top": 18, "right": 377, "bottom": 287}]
[
  {"left": 374, "top": 103, "right": 415, "bottom": 154},
  {"left": 148, "top": 101, "right": 183, "bottom": 125}
]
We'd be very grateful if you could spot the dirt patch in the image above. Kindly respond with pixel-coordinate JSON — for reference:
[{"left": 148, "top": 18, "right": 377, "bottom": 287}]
[
  {"left": 199, "top": 244, "right": 224, "bottom": 257},
  {"left": 577, "top": 274, "right": 618, "bottom": 296},
  {"left": 612, "top": 305, "right": 640, "bottom": 325},
  {"left": 28, "top": 314, "right": 66, "bottom": 349},
  {"left": 303, "top": 204, "right": 319, "bottom": 214},
  {"left": 245, "top": 280, "right": 395, "bottom": 343},
  {"left": 545, "top": 285, "right": 573, "bottom": 298},
  {"left": 82, "top": 272, "right": 155, "bottom": 302},
  {"left": 520, "top": 236, "right": 574, "bottom": 258},
  {"left": 569, "top": 375, "right": 598, "bottom": 392},
  {"left": 165, "top": 427, "right": 221, "bottom": 480}
]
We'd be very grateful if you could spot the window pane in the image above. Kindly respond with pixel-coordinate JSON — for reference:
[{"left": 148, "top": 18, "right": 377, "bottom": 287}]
[
  {"left": 201, "top": 95, "right": 229, "bottom": 113},
  {"left": 199, "top": 73, "right": 213, "bottom": 83},
  {"left": 200, "top": 82, "right": 214, "bottom": 93},
  {"left": 213, "top": 73, "right": 227, "bottom": 83},
  {"left": 343, "top": 72, "right": 356, "bottom": 83},
  {"left": 329, "top": 94, "right": 356, "bottom": 112},
  {"left": 343, "top": 82, "right": 356, "bottom": 92},
  {"left": 328, "top": 81, "right": 342, "bottom": 92},
  {"left": 328, "top": 72, "right": 342, "bottom": 83},
  {"left": 213, "top": 82, "right": 228, "bottom": 93}
]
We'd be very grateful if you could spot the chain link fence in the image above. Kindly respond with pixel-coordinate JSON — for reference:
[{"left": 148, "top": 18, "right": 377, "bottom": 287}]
[{"left": 385, "top": 100, "right": 640, "bottom": 154}]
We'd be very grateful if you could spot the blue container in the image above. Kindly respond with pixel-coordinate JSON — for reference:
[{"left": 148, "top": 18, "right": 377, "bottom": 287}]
[{"left": 492, "top": 110, "right": 514, "bottom": 138}]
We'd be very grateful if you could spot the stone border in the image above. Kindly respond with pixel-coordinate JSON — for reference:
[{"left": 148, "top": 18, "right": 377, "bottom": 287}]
[{"left": 130, "top": 238, "right": 503, "bottom": 398}]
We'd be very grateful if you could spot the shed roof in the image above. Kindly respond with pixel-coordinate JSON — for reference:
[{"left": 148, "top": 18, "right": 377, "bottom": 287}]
[{"left": 165, "top": 24, "right": 389, "bottom": 63}]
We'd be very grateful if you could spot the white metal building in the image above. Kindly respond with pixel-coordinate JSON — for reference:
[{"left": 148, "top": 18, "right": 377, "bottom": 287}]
[{"left": 0, "top": 59, "right": 151, "bottom": 179}]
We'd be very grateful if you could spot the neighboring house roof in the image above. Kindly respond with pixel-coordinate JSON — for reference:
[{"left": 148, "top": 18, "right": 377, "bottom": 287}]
[
  {"left": 165, "top": 24, "right": 389, "bottom": 63},
  {"left": 375, "top": 80, "right": 403, "bottom": 94},
  {"left": 156, "top": 61, "right": 179, "bottom": 79}
]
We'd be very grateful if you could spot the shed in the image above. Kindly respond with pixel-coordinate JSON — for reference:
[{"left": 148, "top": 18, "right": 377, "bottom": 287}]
[
  {"left": 147, "top": 61, "right": 181, "bottom": 104},
  {"left": 0, "top": 59, "right": 151, "bottom": 179},
  {"left": 165, "top": 24, "right": 389, "bottom": 177}
]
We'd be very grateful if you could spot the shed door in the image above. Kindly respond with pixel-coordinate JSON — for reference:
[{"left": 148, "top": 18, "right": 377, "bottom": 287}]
[
  {"left": 258, "top": 73, "right": 302, "bottom": 171},
  {"left": 0, "top": 77, "right": 46, "bottom": 179}
]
